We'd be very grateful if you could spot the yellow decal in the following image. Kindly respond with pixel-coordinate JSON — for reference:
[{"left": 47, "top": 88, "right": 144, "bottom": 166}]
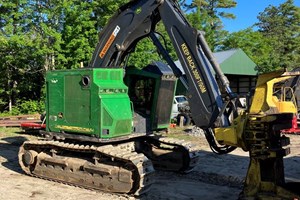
[
  {"left": 181, "top": 43, "right": 207, "bottom": 93},
  {"left": 56, "top": 125, "right": 94, "bottom": 133},
  {"left": 99, "top": 25, "right": 121, "bottom": 58}
]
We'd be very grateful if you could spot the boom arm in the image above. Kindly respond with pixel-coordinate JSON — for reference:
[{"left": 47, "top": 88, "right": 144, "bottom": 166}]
[
  {"left": 158, "top": 0, "right": 236, "bottom": 129},
  {"left": 89, "top": 0, "right": 160, "bottom": 68},
  {"left": 89, "top": 0, "right": 235, "bottom": 130}
]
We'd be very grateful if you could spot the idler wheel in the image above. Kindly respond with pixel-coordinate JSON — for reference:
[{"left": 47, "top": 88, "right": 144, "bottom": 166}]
[{"left": 23, "top": 150, "right": 38, "bottom": 166}]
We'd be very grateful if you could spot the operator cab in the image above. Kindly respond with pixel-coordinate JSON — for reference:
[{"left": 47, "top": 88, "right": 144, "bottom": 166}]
[{"left": 124, "top": 61, "right": 177, "bottom": 133}]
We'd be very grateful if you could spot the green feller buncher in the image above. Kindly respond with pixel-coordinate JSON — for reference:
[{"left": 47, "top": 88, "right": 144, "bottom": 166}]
[{"left": 19, "top": 0, "right": 300, "bottom": 198}]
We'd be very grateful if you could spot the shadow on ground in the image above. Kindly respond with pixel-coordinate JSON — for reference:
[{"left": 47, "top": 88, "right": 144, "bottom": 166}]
[{"left": 0, "top": 136, "right": 28, "bottom": 173}]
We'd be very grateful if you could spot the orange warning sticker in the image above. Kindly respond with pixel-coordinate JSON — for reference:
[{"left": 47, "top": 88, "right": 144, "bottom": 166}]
[{"left": 99, "top": 25, "right": 121, "bottom": 58}]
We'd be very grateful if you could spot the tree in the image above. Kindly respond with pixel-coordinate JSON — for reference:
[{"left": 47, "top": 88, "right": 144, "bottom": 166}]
[
  {"left": 126, "top": 38, "right": 160, "bottom": 68},
  {"left": 60, "top": 0, "right": 98, "bottom": 69},
  {"left": 0, "top": 0, "right": 242, "bottom": 113},
  {"left": 51, "top": 0, "right": 128, "bottom": 69},
  {"left": 93, "top": 0, "right": 128, "bottom": 29},
  {"left": 125, "top": 0, "right": 238, "bottom": 68},
  {"left": 221, "top": 28, "right": 275, "bottom": 73},
  {"left": 126, "top": 22, "right": 179, "bottom": 69},
  {"left": 256, "top": 0, "right": 300, "bottom": 70},
  {"left": 0, "top": 1, "right": 46, "bottom": 112},
  {"left": 183, "top": 0, "right": 237, "bottom": 50},
  {"left": 26, "top": 0, "right": 65, "bottom": 70}
]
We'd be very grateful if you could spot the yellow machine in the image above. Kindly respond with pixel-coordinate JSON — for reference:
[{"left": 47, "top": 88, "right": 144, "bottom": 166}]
[{"left": 215, "top": 70, "right": 300, "bottom": 199}]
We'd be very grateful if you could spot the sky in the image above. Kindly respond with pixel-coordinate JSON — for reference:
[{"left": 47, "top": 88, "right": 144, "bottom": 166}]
[{"left": 187, "top": 0, "right": 300, "bottom": 33}]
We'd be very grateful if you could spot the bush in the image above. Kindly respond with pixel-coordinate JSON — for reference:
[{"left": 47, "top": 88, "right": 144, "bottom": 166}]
[
  {"left": 16, "top": 100, "right": 45, "bottom": 114},
  {"left": 0, "top": 100, "right": 45, "bottom": 116},
  {"left": 0, "top": 109, "right": 20, "bottom": 117}
]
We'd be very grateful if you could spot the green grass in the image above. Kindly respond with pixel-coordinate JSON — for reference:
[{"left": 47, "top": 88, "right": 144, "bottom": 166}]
[
  {"left": 0, "top": 127, "right": 40, "bottom": 141},
  {"left": 0, "top": 127, "right": 22, "bottom": 138}
]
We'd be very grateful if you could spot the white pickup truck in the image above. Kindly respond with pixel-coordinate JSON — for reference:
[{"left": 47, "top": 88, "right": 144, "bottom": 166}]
[{"left": 171, "top": 95, "right": 192, "bottom": 126}]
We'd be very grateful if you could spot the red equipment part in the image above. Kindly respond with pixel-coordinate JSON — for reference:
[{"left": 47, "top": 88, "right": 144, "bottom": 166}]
[
  {"left": 21, "top": 122, "right": 46, "bottom": 130},
  {"left": 282, "top": 115, "right": 300, "bottom": 134}
]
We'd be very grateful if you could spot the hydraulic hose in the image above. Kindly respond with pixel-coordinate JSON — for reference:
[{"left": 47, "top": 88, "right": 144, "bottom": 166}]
[{"left": 204, "top": 128, "right": 236, "bottom": 154}]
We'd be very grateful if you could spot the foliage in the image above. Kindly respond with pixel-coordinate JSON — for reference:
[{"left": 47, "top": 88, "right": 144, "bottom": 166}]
[
  {"left": 0, "top": 0, "right": 299, "bottom": 115},
  {"left": 0, "top": 1, "right": 46, "bottom": 113},
  {"left": 221, "top": 0, "right": 300, "bottom": 73},
  {"left": 126, "top": 37, "right": 161, "bottom": 68},
  {"left": 183, "top": 0, "right": 237, "bottom": 50},
  {"left": 93, "top": 0, "right": 128, "bottom": 28},
  {"left": 255, "top": 0, "right": 300, "bottom": 70},
  {"left": 126, "top": 22, "right": 178, "bottom": 68},
  {"left": 60, "top": 0, "right": 98, "bottom": 69},
  {"left": 0, "top": 100, "right": 44, "bottom": 115},
  {"left": 16, "top": 100, "right": 45, "bottom": 114},
  {"left": 220, "top": 28, "right": 276, "bottom": 73}
]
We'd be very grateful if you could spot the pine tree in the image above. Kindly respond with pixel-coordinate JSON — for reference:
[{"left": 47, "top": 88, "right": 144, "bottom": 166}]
[
  {"left": 221, "top": 28, "right": 275, "bottom": 73},
  {"left": 256, "top": 0, "right": 300, "bottom": 69},
  {"left": 184, "top": 0, "right": 237, "bottom": 50}
]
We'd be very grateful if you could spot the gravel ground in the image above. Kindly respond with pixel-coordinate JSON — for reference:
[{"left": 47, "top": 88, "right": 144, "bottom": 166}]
[{"left": 0, "top": 128, "right": 299, "bottom": 200}]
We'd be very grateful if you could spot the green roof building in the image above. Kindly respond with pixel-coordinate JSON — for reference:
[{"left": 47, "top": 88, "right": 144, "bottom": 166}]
[{"left": 214, "top": 48, "right": 257, "bottom": 76}]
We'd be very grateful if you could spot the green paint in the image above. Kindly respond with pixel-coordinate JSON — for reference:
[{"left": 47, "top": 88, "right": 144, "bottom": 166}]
[{"left": 46, "top": 68, "right": 132, "bottom": 139}]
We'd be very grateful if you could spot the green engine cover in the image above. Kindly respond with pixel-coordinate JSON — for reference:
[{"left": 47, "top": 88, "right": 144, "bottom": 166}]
[{"left": 46, "top": 68, "right": 133, "bottom": 139}]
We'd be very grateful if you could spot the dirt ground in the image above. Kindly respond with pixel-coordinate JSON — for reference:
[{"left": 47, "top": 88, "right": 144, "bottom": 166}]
[{"left": 0, "top": 128, "right": 299, "bottom": 200}]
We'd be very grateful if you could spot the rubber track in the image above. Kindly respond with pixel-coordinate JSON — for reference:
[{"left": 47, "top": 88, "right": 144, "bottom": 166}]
[
  {"left": 154, "top": 136, "right": 200, "bottom": 173},
  {"left": 19, "top": 140, "right": 155, "bottom": 196}
]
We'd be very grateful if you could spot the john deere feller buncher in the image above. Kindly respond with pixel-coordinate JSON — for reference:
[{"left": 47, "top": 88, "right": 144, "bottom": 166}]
[{"left": 18, "top": 0, "right": 300, "bottom": 198}]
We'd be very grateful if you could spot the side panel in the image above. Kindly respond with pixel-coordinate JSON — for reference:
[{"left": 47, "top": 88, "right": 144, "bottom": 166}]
[
  {"left": 65, "top": 75, "right": 91, "bottom": 125},
  {"left": 46, "top": 70, "right": 97, "bottom": 136},
  {"left": 100, "top": 96, "right": 132, "bottom": 138},
  {"left": 46, "top": 69, "right": 132, "bottom": 139},
  {"left": 94, "top": 69, "right": 133, "bottom": 138}
]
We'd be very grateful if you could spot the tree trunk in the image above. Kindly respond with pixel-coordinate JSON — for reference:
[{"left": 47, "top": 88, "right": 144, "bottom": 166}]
[{"left": 8, "top": 95, "right": 12, "bottom": 113}]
